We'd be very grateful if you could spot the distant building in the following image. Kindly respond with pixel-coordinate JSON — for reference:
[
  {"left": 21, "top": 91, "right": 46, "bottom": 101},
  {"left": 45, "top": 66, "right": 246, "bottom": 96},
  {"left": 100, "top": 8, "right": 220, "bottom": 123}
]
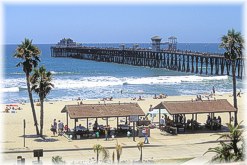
[
  {"left": 57, "top": 38, "right": 77, "bottom": 47},
  {"left": 168, "top": 36, "right": 177, "bottom": 50},
  {"left": 151, "top": 36, "right": 162, "bottom": 52}
]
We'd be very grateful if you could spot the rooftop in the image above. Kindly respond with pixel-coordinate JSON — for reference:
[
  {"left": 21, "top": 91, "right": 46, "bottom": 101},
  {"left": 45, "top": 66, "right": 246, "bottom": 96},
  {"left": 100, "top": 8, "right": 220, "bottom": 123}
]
[
  {"left": 151, "top": 36, "right": 162, "bottom": 40},
  {"left": 153, "top": 99, "right": 236, "bottom": 115},
  {"left": 61, "top": 103, "right": 145, "bottom": 119}
]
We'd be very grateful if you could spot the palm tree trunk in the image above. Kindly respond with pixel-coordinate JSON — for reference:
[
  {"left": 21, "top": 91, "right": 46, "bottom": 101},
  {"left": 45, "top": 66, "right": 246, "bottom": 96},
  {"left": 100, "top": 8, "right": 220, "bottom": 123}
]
[
  {"left": 26, "top": 74, "right": 39, "bottom": 135},
  {"left": 233, "top": 139, "right": 239, "bottom": 154},
  {"left": 117, "top": 153, "right": 119, "bottom": 164},
  {"left": 97, "top": 150, "right": 99, "bottom": 163},
  {"left": 40, "top": 96, "right": 44, "bottom": 137},
  {"left": 232, "top": 61, "right": 238, "bottom": 126},
  {"left": 140, "top": 148, "right": 142, "bottom": 162}
]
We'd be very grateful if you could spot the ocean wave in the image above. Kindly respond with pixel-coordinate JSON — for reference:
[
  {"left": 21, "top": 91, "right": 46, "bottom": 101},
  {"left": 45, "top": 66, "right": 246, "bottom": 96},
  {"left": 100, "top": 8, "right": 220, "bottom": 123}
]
[
  {"left": 9, "top": 72, "right": 25, "bottom": 75},
  {"left": 53, "top": 76, "right": 123, "bottom": 89},
  {"left": 2, "top": 75, "right": 229, "bottom": 92},
  {"left": 1, "top": 87, "right": 20, "bottom": 93},
  {"left": 123, "top": 75, "right": 229, "bottom": 85},
  {"left": 50, "top": 71, "right": 80, "bottom": 75}
]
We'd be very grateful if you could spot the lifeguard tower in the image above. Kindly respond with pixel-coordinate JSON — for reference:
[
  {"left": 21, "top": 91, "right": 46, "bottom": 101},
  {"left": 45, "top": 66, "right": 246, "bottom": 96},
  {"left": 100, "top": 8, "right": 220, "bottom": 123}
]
[
  {"left": 151, "top": 36, "right": 162, "bottom": 52},
  {"left": 168, "top": 36, "right": 177, "bottom": 50}
]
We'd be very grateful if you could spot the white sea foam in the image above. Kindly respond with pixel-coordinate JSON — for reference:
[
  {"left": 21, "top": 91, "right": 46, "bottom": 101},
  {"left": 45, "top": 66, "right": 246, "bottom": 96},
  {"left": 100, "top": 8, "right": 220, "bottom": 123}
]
[
  {"left": 1, "top": 87, "right": 19, "bottom": 93},
  {"left": 123, "top": 75, "right": 228, "bottom": 85},
  {"left": 50, "top": 71, "right": 80, "bottom": 75},
  {"left": 2, "top": 75, "right": 229, "bottom": 92}
]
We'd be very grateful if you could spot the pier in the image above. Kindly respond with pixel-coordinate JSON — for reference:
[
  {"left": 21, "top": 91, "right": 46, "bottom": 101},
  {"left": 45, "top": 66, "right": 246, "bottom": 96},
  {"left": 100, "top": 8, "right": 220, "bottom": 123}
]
[{"left": 50, "top": 38, "right": 245, "bottom": 79}]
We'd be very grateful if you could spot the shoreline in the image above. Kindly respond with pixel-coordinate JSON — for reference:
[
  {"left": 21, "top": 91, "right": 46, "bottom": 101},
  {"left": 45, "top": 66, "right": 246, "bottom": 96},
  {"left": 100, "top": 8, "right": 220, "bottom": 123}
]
[{"left": 1, "top": 91, "right": 240, "bottom": 105}]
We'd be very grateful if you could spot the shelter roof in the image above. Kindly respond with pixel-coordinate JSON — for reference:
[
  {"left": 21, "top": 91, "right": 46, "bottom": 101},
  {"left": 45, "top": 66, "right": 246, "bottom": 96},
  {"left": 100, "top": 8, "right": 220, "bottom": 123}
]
[
  {"left": 153, "top": 99, "right": 236, "bottom": 115},
  {"left": 61, "top": 103, "right": 145, "bottom": 119}
]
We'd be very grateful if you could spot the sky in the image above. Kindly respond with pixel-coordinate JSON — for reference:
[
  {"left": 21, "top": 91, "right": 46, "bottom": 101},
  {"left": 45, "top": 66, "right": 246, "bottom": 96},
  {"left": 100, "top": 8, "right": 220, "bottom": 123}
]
[{"left": 3, "top": 3, "right": 243, "bottom": 44}]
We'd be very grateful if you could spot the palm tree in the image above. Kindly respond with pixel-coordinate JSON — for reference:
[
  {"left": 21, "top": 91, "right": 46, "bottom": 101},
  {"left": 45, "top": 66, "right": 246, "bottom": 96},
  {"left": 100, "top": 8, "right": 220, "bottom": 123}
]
[
  {"left": 137, "top": 141, "right": 144, "bottom": 162},
  {"left": 93, "top": 144, "right": 109, "bottom": 163},
  {"left": 204, "top": 121, "right": 244, "bottom": 163},
  {"left": 14, "top": 38, "right": 41, "bottom": 135},
  {"left": 217, "top": 122, "right": 244, "bottom": 156},
  {"left": 52, "top": 155, "right": 65, "bottom": 164},
  {"left": 30, "top": 66, "right": 54, "bottom": 137},
  {"left": 204, "top": 141, "right": 233, "bottom": 163},
  {"left": 220, "top": 29, "right": 244, "bottom": 126},
  {"left": 115, "top": 141, "right": 122, "bottom": 164}
]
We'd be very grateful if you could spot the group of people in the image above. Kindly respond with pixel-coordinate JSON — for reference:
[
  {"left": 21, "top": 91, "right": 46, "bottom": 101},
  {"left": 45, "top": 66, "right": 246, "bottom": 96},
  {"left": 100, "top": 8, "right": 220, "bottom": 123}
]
[
  {"left": 101, "top": 97, "right": 113, "bottom": 101},
  {"left": 206, "top": 115, "right": 222, "bottom": 130},
  {"left": 153, "top": 93, "right": 167, "bottom": 99},
  {"left": 51, "top": 119, "right": 67, "bottom": 136},
  {"left": 4, "top": 106, "right": 22, "bottom": 113}
]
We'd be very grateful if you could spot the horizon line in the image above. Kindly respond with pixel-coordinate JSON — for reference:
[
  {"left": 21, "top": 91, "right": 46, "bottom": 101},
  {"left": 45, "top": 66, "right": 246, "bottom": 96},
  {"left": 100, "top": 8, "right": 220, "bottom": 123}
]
[{"left": 3, "top": 42, "right": 222, "bottom": 45}]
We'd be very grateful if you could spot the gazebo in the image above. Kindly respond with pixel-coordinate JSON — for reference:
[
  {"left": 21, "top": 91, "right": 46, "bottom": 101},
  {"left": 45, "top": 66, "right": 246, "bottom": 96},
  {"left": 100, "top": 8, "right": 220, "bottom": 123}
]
[
  {"left": 153, "top": 99, "right": 236, "bottom": 130},
  {"left": 61, "top": 103, "right": 145, "bottom": 137}
]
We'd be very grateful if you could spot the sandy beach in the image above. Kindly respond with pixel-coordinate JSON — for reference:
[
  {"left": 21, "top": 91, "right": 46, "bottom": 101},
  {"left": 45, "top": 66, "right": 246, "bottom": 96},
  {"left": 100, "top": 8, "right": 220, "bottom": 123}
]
[{"left": 0, "top": 93, "right": 246, "bottom": 164}]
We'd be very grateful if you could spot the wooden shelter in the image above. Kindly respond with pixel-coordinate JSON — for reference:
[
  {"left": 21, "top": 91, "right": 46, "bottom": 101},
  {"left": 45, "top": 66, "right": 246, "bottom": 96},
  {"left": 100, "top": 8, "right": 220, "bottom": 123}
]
[
  {"left": 153, "top": 99, "right": 236, "bottom": 128},
  {"left": 61, "top": 103, "right": 145, "bottom": 132}
]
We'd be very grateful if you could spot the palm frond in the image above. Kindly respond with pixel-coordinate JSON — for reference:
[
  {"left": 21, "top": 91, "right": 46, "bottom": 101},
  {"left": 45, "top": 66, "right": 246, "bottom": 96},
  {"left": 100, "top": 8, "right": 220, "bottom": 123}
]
[
  {"left": 137, "top": 141, "right": 144, "bottom": 150},
  {"left": 30, "top": 66, "right": 53, "bottom": 97},
  {"left": 102, "top": 147, "right": 109, "bottom": 161}
]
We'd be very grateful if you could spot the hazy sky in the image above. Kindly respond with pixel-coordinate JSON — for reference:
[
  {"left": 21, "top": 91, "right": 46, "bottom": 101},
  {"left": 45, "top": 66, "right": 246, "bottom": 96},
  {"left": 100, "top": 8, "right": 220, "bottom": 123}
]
[{"left": 4, "top": 4, "right": 243, "bottom": 44}]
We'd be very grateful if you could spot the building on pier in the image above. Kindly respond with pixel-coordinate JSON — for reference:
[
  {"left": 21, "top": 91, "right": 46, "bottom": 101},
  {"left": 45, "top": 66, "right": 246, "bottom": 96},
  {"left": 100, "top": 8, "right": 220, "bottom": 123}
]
[
  {"left": 168, "top": 36, "right": 177, "bottom": 50},
  {"left": 151, "top": 36, "right": 162, "bottom": 52},
  {"left": 57, "top": 38, "right": 77, "bottom": 47}
]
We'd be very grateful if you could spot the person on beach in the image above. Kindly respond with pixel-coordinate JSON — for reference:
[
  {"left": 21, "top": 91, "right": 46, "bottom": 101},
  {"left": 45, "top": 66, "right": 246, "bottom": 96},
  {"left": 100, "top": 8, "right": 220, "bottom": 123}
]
[
  {"left": 104, "top": 127, "right": 108, "bottom": 141},
  {"left": 160, "top": 116, "right": 165, "bottom": 127},
  {"left": 212, "top": 86, "right": 215, "bottom": 95},
  {"left": 127, "top": 130, "right": 131, "bottom": 138},
  {"left": 138, "top": 96, "right": 144, "bottom": 101},
  {"left": 93, "top": 120, "right": 98, "bottom": 131},
  {"left": 237, "top": 89, "right": 241, "bottom": 97},
  {"left": 149, "top": 105, "right": 153, "bottom": 112},
  {"left": 95, "top": 131, "right": 99, "bottom": 138},
  {"left": 58, "top": 120, "right": 64, "bottom": 136},
  {"left": 53, "top": 119, "right": 57, "bottom": 136},
  {"left": 64, "top": 124, "right": 69, "bottom": 132},
  {"left": 142, "top": 128, "right": 149, "bottom": 144},
  {"left": 217, "top": 116, "right": 222, "bottom": 125},
  {"left": 153, "top": 94, "right": 157, "bottom": 99}
]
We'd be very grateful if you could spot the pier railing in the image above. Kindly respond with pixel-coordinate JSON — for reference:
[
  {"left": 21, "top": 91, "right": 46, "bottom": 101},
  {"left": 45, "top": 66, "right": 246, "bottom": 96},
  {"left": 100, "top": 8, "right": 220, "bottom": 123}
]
[{"left": 50, "top": 46, "right": 245, "bottom": 79}]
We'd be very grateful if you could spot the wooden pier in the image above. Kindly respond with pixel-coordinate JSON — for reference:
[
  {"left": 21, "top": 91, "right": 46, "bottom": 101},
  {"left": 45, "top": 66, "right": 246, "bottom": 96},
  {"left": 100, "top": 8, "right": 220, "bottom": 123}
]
[{"left": 50, "top": 42, "right": 245, "bottom": 79}]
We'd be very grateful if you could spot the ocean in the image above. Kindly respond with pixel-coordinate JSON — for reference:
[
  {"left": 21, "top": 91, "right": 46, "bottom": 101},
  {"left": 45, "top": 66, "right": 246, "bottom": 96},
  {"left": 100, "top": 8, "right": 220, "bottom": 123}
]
[{"left": 1, "top": 43, "right": 245, "bottom": 104}]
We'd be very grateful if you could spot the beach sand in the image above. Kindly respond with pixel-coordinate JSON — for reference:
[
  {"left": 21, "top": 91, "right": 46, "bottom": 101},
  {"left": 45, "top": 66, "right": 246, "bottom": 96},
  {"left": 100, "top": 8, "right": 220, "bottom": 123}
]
[{"left": 0, "top": 93, "right": 245, "bottom": 164}]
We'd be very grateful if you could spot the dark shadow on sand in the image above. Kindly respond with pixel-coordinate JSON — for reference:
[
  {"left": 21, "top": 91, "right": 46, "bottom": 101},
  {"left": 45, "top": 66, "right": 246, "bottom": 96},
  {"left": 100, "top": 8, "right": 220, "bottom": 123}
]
[
  {"left": 34, "top": 138, "right": 59, "bottom": 142},
  {"left": 178, "top": 125, "right": 230, "bottom": 134},
  {"left": 19, "top": 134, "right": 48, "bottom": 138},
  {"left": 194, "top": 139, "right": 230, "bottom": 145}
]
